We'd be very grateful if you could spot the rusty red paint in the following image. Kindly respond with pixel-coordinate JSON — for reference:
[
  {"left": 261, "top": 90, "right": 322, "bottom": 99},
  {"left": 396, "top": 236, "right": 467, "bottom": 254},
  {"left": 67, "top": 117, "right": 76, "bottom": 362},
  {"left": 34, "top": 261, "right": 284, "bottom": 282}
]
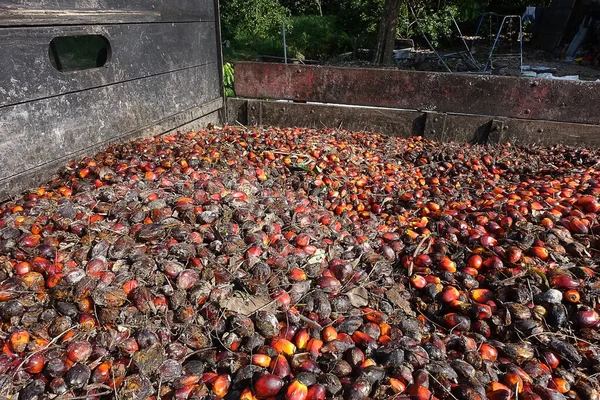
[{"left": 234, "top": 62, "right": 600, "bottom": 125}]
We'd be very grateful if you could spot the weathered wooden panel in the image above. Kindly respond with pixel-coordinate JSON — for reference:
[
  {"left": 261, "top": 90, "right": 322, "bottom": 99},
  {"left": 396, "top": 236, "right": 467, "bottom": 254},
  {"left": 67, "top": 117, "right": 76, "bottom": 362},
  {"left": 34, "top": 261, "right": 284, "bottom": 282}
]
[
  {"left": 1, "top": 105, "right": 221, "bottom": 199},
  {"left": 229, "top": 99, "right": 600, "bottom": 148},
  {"left": 0, "top": 63, "right": 221, "bottom": 188},
  {"left": 0, "top": 0, "right": 214, "bottom": 25},
  {"left": 234, "top": 62, "right": 600, "bottom": 125},
  {"left": 0, "top": 22, "right": 217, "bottom": 106}
]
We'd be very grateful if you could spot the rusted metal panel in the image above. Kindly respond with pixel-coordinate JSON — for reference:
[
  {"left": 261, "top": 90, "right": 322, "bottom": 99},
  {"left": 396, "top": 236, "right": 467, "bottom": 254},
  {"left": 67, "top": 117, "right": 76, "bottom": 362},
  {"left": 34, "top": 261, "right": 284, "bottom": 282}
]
[
  {"left": 233, "top": 99, "right": 422, "bottom": 137},
  {"left": 227, "top": 99, "right": 600, "bottom": 148},
  {"left": 234, "top": 62, "right": 600, "bottom": 125}
]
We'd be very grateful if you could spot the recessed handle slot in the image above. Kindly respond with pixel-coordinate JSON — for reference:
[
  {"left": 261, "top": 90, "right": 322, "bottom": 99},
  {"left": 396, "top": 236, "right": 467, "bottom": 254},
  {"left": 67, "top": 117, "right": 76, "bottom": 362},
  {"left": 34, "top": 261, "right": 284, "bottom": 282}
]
[{"left": 49, "top": 35, "right": 111, "bottom": 72}]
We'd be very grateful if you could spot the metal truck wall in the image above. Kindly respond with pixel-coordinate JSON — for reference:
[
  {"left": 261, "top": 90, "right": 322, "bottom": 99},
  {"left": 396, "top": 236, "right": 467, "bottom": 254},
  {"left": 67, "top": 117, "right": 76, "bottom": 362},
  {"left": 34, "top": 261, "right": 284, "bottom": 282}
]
[
  {"left": 232, "top": 62, "right": 600, "bottom": 148},
  {"left": 0, "top": 1, "right": 224, "bottom": 200}
]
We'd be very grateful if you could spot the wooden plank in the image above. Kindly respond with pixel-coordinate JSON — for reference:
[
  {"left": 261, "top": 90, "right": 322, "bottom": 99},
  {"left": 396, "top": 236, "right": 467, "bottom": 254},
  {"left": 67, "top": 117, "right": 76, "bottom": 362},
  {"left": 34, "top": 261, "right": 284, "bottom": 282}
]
[
  {"left": 0, "top": 22, "right": 217, "bottom": 107},
  {"left": 0, "top": 9, "right": 161, "bottom": 25},
  {"left": 0, "top": 1, "right": 214, "bottom": 25},
  {"left": 234, "top": 62, "right": 600, "bottom": 126},
  {"left": 228, "top": 99, "right": 600, "bottom": 148},
  {"left": 0, "top": 63, "right": 221, "bottom": 186}
]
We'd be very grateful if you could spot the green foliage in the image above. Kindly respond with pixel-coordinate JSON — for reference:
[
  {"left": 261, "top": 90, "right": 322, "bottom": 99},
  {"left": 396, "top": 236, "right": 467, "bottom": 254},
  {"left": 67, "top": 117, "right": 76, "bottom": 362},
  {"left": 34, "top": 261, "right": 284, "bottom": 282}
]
[
  {"left": 223, "top": 63, "right": 235, "bottom": 97},
  {"left": 279, "top": 0, "right": 322, "bottom": 15},
  {"left": 220, "top": 0, "right": 290, "bottom": 41},
  {"left": 453, "top": 0, "right": 480, "bottom": 22},
  {"left": 286, "top": 16, "right": 351, "bottom": 60},
  {"left": 399, "top": 3, "right": 460, "bottom": 46},
  {"left": 333, "top": 0, "right": 384, "bottom": 52},
  {"left": 220, "top": 0, "right": 541, "bottom": 61}
]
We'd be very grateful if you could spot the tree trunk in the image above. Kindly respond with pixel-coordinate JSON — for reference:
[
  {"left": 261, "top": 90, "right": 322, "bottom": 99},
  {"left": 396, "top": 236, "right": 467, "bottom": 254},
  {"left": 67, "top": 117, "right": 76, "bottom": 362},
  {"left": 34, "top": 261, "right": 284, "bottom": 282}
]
[{"left": 373, "top": 0, "right": 402, "bottom": 65}]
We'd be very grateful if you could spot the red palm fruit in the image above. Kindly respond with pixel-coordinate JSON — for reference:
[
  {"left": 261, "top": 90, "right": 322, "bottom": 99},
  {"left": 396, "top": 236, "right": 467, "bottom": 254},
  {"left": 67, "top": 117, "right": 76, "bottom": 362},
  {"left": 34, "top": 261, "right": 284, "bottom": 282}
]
[
  {"left": 569, "top": 218, "right": 589, "bottom": 234},
  {"left": 351, "top": 331, "right": 377, "bottom": 349},
  {"left": 443, "top": 313, "right": 470, "bottom": 331},
  {"left": 240, "top": 387, "right": 258, "bottom": 400},
  {"left": 294, "top": 328, "right": 310, "bottom": 350},
  {"left": 286, "top": 380, "right": 308, "bottom": 400},
  {"left": 487, "top": 389, "right": 511, "bottom": 400},
  {"left": 289, "top": 268, "right": 307, "bottom": 281},
  {"left": 307, "top": 339, "right": 323, "bottom": 358},
  {"left": 414, "top": 254, "right": 432, "bottom": 267},
  {"left": 543, "top": 352, "right": 560, "bottom": 369},
  {"left": 472, "top": 303, "right": 493, "bottom": 319},
  {"left": 213, "top": 374, "right": 231, "bottom": 398},
  {"left": 425, "top": 275, "right": 441, "bottom": 284},
  {"left": 295, "top": 234, "right": 310, "bottom": 247},
  {"left": 506, "top": 247, "right": 523, "bottom": 264},
  {"left": 360, "top": 359, "right": 377, "bottom": 368},
  {"left": 306, "top": 384, "right": 326, "bottom": 400},
  {"left": 379, "top": 335, "right": 391, "bottom": 345},
  {"left": 254, "top": 374, "right": 284, "bottom": 398},
  {"left": 380, "top": 323, "right": 391, "bottom": 336},
  {"left": 272, "top": 338, "right": 296, "bottom": 356},
  {"left": 174, "top": 385, "right": 197, "bottom": 399},
  {"left": 577, "top": 195, "right": 600, "bottom": 212},
  {"left": 530, "top": 246, "right": 550, "bottom": 260},
  {"left": 345, "top": 347, "right": 365, "bottom": 368},
  {"left": 550, "top": 274, "right": 580, "bottom": 289},
  {"left": 122, "top": 280, "right": 138, "bottom": 296},
  {"left": 119, "top": 338, "right": 139, "bottom": 355},
  {"left": 548, "top": 377, "right": 570, "bottom": 394},
  {"left": 272, "top": 289, "right": 291, "bottom": 310},
  {"left": 439, "top": 256, "right": 457, "bottom": 272},
  {"left": 504, "top": 372, "right": 524, "bottom": 393},
  {"left": 9, "top": 330, "right": 30, "bottom": 353},
  {"left": 530, "top": 201, "right": 544, "bottom": 211},
  {"left": 463, "top": 267, "right": 479, "bottom": 276},
  {"left": 24, "top": 353, "right": 45, "bottom": 374},
  {"left": 410, "top": 274, "right": 427, "bottom": 289},
  {"left": 383, "top": 232, "right": 401, "bottom": 242},
  {"left": 318, "top": 276, "right": 341, "bottom": 293},
  {"left": 281, "top": 324, "right": 298, "bottom": 341},
  {"left": 252, "top": 354, "right": 272, "bottom": 368},
  {"left": 574, "top": 310, "right": 600, "bottom": 328},
  {"left": 564, "top": 289, "right": 580, "bottom": 303},
  {"left": 91, "top": 361, "right": 112, "bottom": 383},
  {"left": 468, "top": 254, "right": 483, "bottom": 269},
  {"left": 67, "top": 340, "right": 93, "bottom": 362},
  {"left": 520, "top": 392, "right": 543, "bottom": 400},
  {"left": 540, "top": 217, "right": 554, "bottom": 228},
  {"left": 270, "top": 355, "right": 291, "bottom": 378},
  {"left": 322, "top": 326, "right": 338, "bottom": 342},
  {"left": 407, "top": 384, "right": 432, "bottom": 400},
  {"left": 471, "top": 288, "right": 494, "bottom": 303},
  {"left": 297, "top": 359, "right": 321, "bottom": 374},
  {"left": 480, "top": 235, "right": 497, "bottom": 247},
  {"left": 363, "top": 308, "right": 387, "bottom": 324},
  {"left": 440, "top": 286, "right": 460, "bottom": 303},
  {"left": 480, "top": 343, "right": 498, "bottom": 361},
  {"left": 389, "top": 378, "right": 406, "bottom": 394},
  {"left": 14, "top": 262, "right": 31, "bottom": 276}
]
